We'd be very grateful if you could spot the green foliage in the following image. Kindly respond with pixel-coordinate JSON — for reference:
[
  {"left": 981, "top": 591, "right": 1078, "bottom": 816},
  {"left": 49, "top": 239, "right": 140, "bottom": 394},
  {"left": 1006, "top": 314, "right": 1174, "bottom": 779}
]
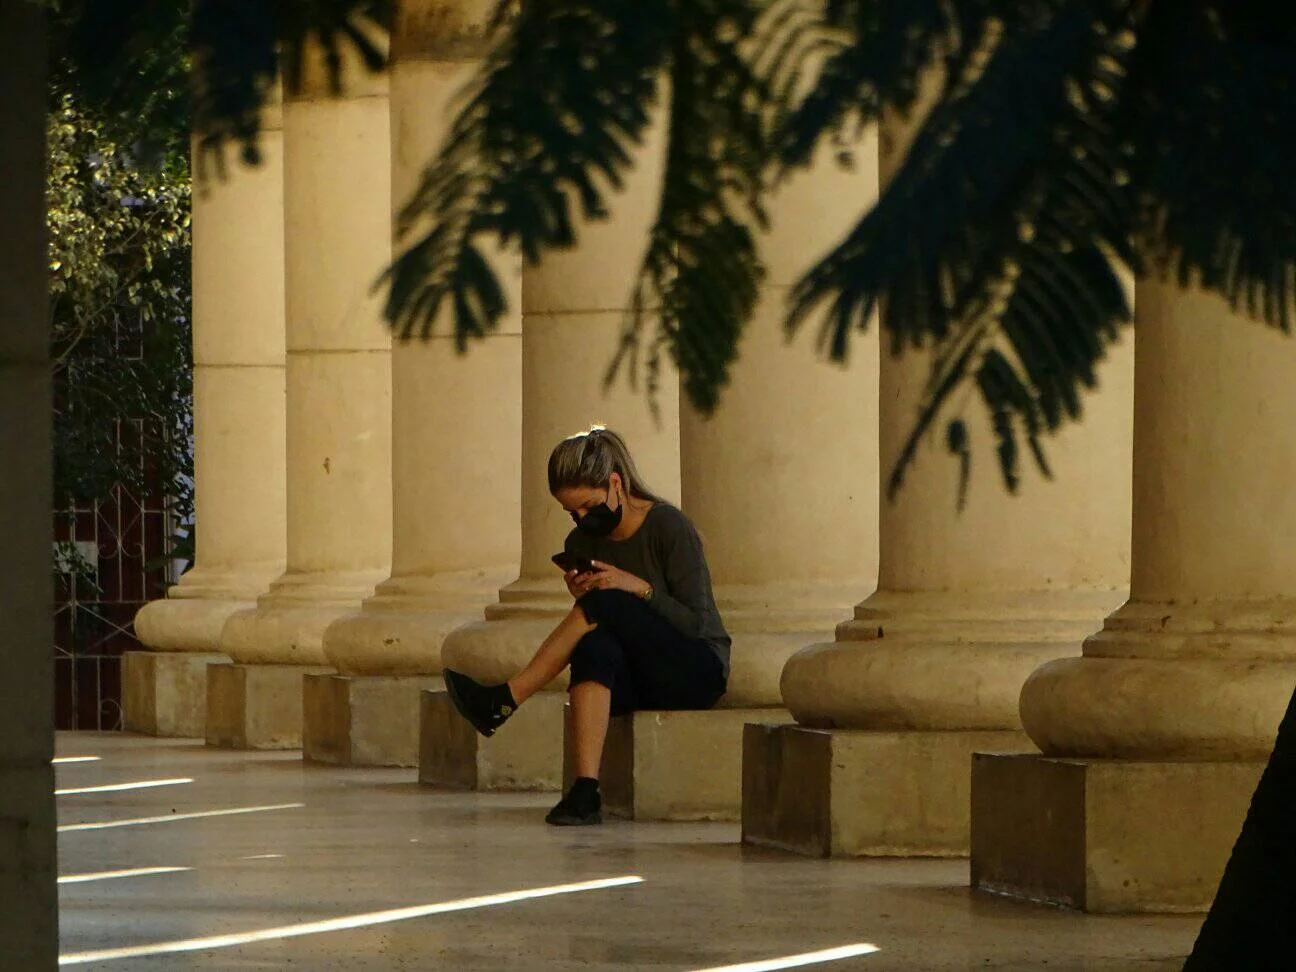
[
  {"left": 44, "top": 0, "right": 191, "bottom": 160},
  {"left": 46, "top": 0, "right": 391, "bottom": 167},
  {"left": 47, "top": 91, "right": 194, "bottom": 536},
  {"left": 620, "top": 0, "right": 772, "bottom": 412}
]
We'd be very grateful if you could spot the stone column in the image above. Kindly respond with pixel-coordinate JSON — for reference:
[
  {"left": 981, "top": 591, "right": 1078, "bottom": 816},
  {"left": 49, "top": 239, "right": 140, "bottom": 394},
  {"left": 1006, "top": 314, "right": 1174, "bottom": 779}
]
[
  {"left": 426, "top": 120, "right": 681, "bottom": 791},
  {"left": 128, "top": 102, "right": 288, "bottom": 738},
  {"left": 213, "top": 39, "right": 394, "bottom": 749},
  {"left": 307, "top": 0, "right": 522, "bottom": 768},
  {"left": 589, "top": 137, "right": 883, "bottom": 823},
  {"left": 0, "top": 2, "right": 57, "bottom": 963},
  {"left": 972, "top": 280, "right": 1296, "bottom": 912},
  {"left": 743, "top": 130, "right": 1135, "bottom": 858},
  {"left": 683, "top": 136, "right": 881, "bottom": 711}
]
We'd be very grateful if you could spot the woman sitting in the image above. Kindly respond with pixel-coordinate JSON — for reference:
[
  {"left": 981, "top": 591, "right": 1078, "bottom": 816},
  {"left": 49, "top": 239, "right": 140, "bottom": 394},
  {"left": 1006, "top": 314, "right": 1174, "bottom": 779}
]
[{"left": 443, "top": 426, "right": 731, "bottom": 826}]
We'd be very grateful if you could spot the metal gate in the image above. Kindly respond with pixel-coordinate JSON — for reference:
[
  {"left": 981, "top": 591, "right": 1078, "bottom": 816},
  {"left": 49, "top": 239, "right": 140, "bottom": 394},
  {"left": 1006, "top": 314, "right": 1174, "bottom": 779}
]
[{"left": 53, "top": 418, "right": 180, "bottom": 731}]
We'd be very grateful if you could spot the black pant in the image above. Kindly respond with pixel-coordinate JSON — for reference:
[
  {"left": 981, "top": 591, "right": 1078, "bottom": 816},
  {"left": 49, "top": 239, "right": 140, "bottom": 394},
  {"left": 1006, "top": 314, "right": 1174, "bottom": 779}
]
[{"left": 570, "top": 589, "right": 726, "bottom": 716}]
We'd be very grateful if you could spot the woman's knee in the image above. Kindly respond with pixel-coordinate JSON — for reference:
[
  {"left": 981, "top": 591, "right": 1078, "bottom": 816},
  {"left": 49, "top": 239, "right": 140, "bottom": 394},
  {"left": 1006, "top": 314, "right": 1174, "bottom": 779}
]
[
  {"left": 576, "top": 588, "right": 639, "bottom": 626},
  {"left": 568, "top": 630, "right": 622, "bottom": 690}
]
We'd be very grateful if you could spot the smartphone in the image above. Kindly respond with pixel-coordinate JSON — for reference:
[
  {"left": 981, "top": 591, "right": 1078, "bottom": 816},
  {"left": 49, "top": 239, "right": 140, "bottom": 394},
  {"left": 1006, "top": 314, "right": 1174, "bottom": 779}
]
[{"left": 551, "top": 551, "right": 596, "bottom": 575}]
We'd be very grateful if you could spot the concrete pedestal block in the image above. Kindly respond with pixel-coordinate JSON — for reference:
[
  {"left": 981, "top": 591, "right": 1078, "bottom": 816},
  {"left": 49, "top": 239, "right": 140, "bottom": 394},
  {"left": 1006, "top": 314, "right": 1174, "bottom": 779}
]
[
  {"left": 743, "top": 724, "right": 1037, "bottom": 857},
  {"left": 971, "top": 753, "right": 1263, "bottom": 913},
  {"left": 303, "top": 673, "right": 444, "bottom": 767},
  {"left": 123, "top": 650, "right": 229, "bottom": 738},
  {"left": 206, "top": 662, "right": 332, "bottom": 750},
  {"left": 565, "top": 708, "right": 791, "bottom": 821},
  {"left": 419, "top": 689, "right": 565, "bottom": 791}
]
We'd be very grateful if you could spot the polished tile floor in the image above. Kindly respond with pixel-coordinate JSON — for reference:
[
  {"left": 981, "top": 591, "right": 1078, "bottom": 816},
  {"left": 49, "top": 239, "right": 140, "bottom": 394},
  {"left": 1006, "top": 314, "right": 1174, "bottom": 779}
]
[{"left": 56, "top": 733, "right": 1200, "bottom": 970}]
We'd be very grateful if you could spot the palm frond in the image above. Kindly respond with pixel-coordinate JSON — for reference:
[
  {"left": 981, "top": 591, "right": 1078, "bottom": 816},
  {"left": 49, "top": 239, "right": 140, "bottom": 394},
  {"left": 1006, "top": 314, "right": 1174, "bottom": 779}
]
[
  {"left": 607, "top": 0, "right": 773, "bottom": 412},
  {"left": 768, "top": 0, "right": 955, "bottom": 171},
  {"left": 383, "top": 0, "right": 672, "bottom": 346},
  {"left": 789, "top": 0, "right": 1136, "bottom": 498},
  {"left": 1124, "top": 3, "right": 1296, "bottom": 332},
  {"left": 189, "top": 0, "right": 392, "bottom": 167}
]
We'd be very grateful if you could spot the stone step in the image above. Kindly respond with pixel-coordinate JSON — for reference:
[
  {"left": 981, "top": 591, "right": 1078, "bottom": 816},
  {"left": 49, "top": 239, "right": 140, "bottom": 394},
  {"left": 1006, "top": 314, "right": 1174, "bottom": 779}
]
[
  {"left": 565, "top": 707, "right": 792, "bottom": 822},
  {"left": 418, "top": 689, "right": 565, "bottom": 791},
  {"left": 742, "top": 723, "right": 1037, "bottom": 857},
  {"left": 971, "top": 752, "right": 1263, "bottom": 913},
  {"left": 206, "top": 662, "right": 333, "bottom": 750},
  {"left": 303, "top": 673, "right": 444, "bottom": 767},
  {"left": 123, "top": 650, "right": 229, "bottom": 738}
]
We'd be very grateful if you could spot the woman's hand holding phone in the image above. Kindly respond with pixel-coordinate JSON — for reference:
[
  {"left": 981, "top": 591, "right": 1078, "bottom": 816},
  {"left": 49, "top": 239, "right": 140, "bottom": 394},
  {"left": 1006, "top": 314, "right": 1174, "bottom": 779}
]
[
  {"left": 584, "top": 561, "right": 651, "bottom": 597},
  {"left": 565, "top": 569, "right": 597, "bottom": 598},
  {"left": 551, "top": 553, "right": 648, "bottom": 599},
  {"left": 553, "top": 552, "right": 597, "bottom": 598}
]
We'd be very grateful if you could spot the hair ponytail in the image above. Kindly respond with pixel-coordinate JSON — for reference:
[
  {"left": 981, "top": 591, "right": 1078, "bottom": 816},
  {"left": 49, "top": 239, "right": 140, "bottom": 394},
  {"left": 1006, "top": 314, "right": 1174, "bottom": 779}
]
[{"left": 547, "top": 426, "right": 663, "bottom": 503}]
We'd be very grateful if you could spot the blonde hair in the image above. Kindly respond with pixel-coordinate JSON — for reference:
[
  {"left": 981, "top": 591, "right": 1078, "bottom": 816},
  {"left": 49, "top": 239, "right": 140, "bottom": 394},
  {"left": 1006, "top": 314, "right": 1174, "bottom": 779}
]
[{"left": 547, "top": 427, "right": 663, "bottom": 502}]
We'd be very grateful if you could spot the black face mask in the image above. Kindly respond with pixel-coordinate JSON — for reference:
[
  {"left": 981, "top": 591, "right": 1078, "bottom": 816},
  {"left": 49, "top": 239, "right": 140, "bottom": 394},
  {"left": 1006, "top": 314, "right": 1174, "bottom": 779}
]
[{"left": 574, "top": 486, "right": 623, "bottom": 538}]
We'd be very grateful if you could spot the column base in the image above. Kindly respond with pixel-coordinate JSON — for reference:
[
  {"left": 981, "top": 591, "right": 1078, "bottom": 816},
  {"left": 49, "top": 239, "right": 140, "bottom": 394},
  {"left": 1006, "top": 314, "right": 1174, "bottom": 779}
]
[
  {"left": 440, "top": 616, "right": 567, "bottom": 686},
  {"left": 122, "top": 651, "right": 230, "bottom": 738},
  {"left": 303, "top": 673, "right": 444, "bottom": 767},
  {"left": 971, "top": 753, "right": 1263, "bottom": 913},
  {"left": 418, "top": 689, "right": 565, "bottom": 791},
  {"left": 206, "top": 662, "right": 333, "bottom": 750},
  {"left": 134, "top": 593, "right": 256, "bottom": 653},
  {"left": 742, "top": 724, "right": 1037, "bottom": 857},
  {"left": 565, "top": 707, "right": 791, "bottom": 821},
  {"left": 220, "top": 603, "right": 350, "bottom": 668}
]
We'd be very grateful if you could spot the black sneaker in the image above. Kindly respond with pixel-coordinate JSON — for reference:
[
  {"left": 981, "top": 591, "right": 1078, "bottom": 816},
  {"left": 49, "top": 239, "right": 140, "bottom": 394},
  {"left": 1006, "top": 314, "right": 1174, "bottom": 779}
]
[
  {"left": 443, "top": 669, "right": 516, "bottom": 738},
  {"left": 545, "top": 778, "right": 603, "bottom": 826}
]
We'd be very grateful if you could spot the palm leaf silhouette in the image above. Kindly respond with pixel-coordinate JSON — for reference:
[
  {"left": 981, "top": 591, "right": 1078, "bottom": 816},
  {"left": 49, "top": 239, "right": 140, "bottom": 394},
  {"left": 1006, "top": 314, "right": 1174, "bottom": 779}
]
[
  {"left": 786, "top": 1, "right": 1136, "bottom": 500},
  {"left": 607, "top": 0, "right": 773, "bottom": 412},
  {"left": 382, "top": 0, "right": 673, "bottom": 347},
  {"left": 76, "top": 0, "right": 1296, "bottom": 501},
  {"left": 1120, "top": 3, "right": 1296, "bottom": 332}
]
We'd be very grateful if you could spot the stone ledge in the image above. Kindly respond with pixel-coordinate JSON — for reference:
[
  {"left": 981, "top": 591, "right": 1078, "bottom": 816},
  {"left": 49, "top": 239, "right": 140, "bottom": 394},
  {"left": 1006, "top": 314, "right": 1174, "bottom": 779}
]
[
  {"left": 123, "top": 651, "right": 229, "bottom": 738},
  {"left": 971, "top": 753, "right": 1264, "bottom": 913},
  {"left": 418, "top": 689, "right": 564, "bottom": 791},
  {"left": 303, "top": 673, "right": 444, "bottom": 767},
  {"left": 743, "top": 724, "right": 1037, "bottom": 857},
  {"left": 206, "top": 662, "right": 333, "bottom": 750},
  {"left": 564, "top": 708, "right": 791, "bottom": 822}
]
